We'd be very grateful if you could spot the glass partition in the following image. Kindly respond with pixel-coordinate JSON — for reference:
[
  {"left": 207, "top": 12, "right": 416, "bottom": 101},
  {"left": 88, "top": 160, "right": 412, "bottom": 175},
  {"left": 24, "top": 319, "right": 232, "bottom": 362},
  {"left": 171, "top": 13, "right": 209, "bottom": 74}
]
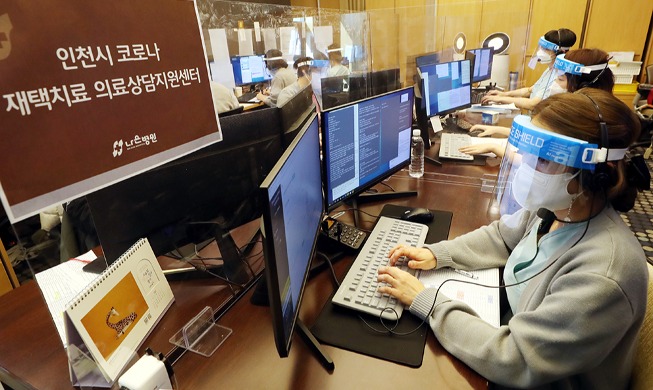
[{"left": 3, "top": 0, "right": 531, "bottom": 287}]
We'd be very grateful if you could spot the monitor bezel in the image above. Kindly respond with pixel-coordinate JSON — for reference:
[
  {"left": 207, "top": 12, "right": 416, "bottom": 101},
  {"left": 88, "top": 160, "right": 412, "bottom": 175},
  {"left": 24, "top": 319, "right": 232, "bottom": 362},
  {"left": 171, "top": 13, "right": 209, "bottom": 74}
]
[
  {"left": 260, "top": 112, "right": 323, "bottom": 357},
  {"left": 468, "top": 47, "right": 494, "bottom": 83},
  {"left": 418, "top": 59, "right": 472, "bottom": 118},
  {"left": 320, "top": 86, "right": 415, "bottom": 211}
]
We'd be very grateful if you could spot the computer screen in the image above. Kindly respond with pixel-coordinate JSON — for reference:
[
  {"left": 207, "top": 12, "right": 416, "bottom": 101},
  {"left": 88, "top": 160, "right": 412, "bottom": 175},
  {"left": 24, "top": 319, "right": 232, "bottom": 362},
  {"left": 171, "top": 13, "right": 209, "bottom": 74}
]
[
  {"left": 418, "top": 59, "right": 471, "bottom": 117},
  {"left": 86, "top": 107, "right": 283, "bottom": 265},
  {"left": 231, "top": 55, "right": 272, "bottom": 86},
  {"left": 415, "top": 52, "right": 440, "bottom": 68},
  {"left": 321, "top": 86, "right": 414, "bottom": 210},
  {"left": 467, "top": 47, "right": 494, "bottom": 83},
  {"left": 260, "top": 112, "right": 323, "bottom": 357}
]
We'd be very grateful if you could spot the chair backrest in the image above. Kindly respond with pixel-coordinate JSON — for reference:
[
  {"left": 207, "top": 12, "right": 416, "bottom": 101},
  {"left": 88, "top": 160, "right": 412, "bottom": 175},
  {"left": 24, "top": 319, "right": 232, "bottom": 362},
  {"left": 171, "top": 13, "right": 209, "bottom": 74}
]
[
  {"left": 630, "top": 262, "right": 653, "bottom": 390},
  {"left": 219, "top": 105, "right": 244, "bottom": 117}
]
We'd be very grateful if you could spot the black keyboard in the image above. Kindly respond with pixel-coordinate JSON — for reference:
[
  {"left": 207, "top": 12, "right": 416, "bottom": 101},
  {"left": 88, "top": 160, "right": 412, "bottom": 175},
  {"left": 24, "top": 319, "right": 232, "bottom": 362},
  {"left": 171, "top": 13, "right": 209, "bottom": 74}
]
[
  {"left": 237, "top": 91, "right": 258, "bottom": 103},
  {"left": 640, "top": 83, "right": 653, "bottom": 91}
]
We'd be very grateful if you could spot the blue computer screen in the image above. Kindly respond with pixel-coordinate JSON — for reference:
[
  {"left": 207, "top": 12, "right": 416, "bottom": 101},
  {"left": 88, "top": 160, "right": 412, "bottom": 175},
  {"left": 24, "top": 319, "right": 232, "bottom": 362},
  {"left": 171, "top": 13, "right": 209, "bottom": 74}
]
[
  {"left": 419, "top": 59, "right": 471, "bottom": 117},
  {"left": 322, "top": 87, "right": 414, "bottom": 209},
  {"left": 231, "top": 55, "right": 273, "bottom": 86},
  {"left": 468, "top": 47, "right": 494, "bottom": 83}
]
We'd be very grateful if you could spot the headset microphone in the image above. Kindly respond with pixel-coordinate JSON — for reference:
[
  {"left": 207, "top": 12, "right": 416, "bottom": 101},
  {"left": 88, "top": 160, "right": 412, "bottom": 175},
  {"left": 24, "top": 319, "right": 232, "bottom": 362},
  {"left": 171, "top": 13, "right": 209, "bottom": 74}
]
[{"left": 536, "top": 208, "right": 554, "bottom": 220}]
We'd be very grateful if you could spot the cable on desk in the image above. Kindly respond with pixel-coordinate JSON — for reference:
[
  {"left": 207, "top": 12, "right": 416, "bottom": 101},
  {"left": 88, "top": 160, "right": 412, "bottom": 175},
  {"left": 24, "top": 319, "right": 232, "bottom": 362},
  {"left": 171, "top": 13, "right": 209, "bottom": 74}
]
[{"left": 315, "top": 250, "right": 340, "bottom": 288}]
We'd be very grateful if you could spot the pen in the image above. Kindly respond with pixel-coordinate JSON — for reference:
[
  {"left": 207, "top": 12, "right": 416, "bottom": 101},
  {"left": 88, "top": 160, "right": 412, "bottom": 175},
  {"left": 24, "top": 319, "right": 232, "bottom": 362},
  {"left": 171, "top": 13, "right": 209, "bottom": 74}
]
[
  {"left": 454, "top": 269, "right": 478, "bottom": 280},
  {"left": 331, "top": 211, "right": 345, "bottom": 219}
]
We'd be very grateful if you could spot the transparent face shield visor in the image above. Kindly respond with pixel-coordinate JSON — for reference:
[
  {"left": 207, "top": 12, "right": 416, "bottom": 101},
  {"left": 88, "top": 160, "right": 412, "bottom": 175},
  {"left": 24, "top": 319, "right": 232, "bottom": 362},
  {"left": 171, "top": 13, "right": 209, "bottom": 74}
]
[
  {"left": 528, "top": 36, "right": 568, "bottom": 69},
  {"left": 488, "top": 115, "right": 626, "bottom": 223},
  {"left": 553, "top": 54, "right": 610, "bottom": 86}
]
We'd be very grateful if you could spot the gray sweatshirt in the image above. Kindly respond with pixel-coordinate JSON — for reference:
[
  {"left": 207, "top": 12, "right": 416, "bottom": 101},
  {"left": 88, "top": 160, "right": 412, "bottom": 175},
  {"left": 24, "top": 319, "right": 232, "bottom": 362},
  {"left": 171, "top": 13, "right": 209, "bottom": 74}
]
[{"left": 412, "top": 207, "right": 648, "bottom": 389}]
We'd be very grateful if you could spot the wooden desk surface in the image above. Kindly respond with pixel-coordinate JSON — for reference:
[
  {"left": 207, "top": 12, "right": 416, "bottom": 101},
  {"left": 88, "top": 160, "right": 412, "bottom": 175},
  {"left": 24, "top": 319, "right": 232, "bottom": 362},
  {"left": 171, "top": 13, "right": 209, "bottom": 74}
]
[{"left": 0, "top": 160, "right": 499, "bottom": 390}]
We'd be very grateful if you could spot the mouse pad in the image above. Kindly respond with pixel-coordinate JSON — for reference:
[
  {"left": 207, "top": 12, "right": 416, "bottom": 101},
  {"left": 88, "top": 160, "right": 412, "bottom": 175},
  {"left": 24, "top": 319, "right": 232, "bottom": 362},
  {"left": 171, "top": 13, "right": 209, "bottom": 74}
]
[{"left": 310, "top": 205, "right": 452, "bottom": 367}]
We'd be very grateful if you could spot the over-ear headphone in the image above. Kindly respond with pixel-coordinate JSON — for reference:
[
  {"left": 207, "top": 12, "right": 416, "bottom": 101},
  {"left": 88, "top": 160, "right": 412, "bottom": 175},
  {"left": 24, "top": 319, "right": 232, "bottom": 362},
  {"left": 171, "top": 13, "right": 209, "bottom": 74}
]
[{"left": 580, "top": 93, "right": 612, "bottom": 192}]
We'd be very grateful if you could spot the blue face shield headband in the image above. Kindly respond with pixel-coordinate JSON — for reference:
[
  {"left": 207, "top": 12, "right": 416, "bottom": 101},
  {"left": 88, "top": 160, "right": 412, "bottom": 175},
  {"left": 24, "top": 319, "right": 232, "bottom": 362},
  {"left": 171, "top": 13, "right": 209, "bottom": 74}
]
[
  {"left": 538, "top": 36, "right": 570, "bottom": 53},
  {"left": 508, "top": 115, "right": 627, "bottom": 170},
  {"left": 554, "top": 54, "right": 609, "bottom": 76}
]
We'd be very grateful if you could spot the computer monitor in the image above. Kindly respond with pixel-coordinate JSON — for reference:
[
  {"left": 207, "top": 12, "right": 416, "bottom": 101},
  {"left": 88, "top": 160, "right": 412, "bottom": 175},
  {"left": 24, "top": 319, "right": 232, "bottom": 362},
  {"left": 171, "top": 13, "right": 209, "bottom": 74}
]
[
  {"left": 418, "top": 59, "right": 471, "bottom": 117},
  {"left": 86, "top": 107, "right": 283, "bottom": 273},
  {"left": 260, "top": 112, "right": 324, "bottom": 358},
  {"left": 231, "top": 55, "right": 273, "bottom": 86},
  {"left": 368, "top": 68, "right": 401, "bottom": 96},
  {"left": 279, "top": 86, "right": 316, "bottom": 148},
  {"left": 415, "top": 52, "right": 440, "bottom": 68},
  {"left": 321, "top": 86, "right": 415, "bottom": 210},
  {"left": 467, "top": 47, "right": 494, "bottom": 83}
]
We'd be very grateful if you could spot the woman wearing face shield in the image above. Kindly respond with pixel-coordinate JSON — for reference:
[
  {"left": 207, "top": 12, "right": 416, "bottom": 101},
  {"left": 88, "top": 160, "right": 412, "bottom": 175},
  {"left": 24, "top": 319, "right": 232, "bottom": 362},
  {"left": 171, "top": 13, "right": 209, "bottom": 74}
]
[
  {"left": 551, "top": 48, "right": 614, "bottom": 94},
  {"left": 377, "top": 89, "right": 649, "bottom": 389},
  {"left": 481, "top": 29, "right": 576, "bottom": 111},
  {"left": 276, "top": 57, "right": 314, "bottom": 108},
  {"left": 461, "top": 48, "right": 612, "bottom": 159},
  {"left": 256, "top": 49, "right": 297, "bottom": 107}
]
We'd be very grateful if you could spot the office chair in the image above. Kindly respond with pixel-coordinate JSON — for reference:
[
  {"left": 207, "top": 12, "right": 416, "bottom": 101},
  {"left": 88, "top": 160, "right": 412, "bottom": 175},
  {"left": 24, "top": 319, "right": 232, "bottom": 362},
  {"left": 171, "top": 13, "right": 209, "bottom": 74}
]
[{"left": 630, "top": 262, "right": 653, "bottom": 390}]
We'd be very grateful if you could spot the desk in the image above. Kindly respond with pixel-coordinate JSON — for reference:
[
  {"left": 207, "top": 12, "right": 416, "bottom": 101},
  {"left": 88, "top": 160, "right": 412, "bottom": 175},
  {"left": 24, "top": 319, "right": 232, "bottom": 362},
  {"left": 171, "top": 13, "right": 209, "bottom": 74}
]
[
  {"left": 240, "top": 101, "right": 264, "bottom": 111},
  {"left": 0, "top": 161, "right": 497, "bottom": 389}
]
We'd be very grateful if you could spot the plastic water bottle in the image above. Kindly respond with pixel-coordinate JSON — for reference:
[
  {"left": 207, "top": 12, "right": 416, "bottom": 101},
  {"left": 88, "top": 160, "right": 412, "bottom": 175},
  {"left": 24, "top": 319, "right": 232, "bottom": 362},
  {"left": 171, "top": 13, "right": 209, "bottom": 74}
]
[{"left": 409, "top": 129, "right": 424, "bottom": 178}]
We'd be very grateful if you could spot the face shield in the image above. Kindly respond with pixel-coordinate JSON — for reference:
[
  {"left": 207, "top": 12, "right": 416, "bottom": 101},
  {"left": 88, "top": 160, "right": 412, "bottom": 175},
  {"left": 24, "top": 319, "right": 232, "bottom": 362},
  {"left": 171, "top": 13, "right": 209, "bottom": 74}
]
[
  {"left": 489, "top": 115, "right": 627, "bottom": 222},
  {"left": 264, "top": 56, "right": 284, "bottom": 75},
  {"left": 528, "top": 36, "right": 568, "bottom": 69},
  {"left": 553, "top": 54, "right": 609, "bottom": 85}
]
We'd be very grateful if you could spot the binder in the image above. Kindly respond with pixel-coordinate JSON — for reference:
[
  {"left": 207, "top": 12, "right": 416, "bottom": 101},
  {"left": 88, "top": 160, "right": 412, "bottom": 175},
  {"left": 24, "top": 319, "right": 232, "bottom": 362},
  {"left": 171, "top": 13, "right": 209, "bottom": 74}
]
[{"left": 63, "top": 238, "right": 174, "bottom": 387}]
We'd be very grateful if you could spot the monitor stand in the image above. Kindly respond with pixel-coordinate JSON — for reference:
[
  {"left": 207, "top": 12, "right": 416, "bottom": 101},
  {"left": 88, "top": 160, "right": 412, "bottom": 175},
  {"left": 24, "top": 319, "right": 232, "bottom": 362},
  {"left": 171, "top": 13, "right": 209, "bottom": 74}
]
[
  {"left": 296, "top": 319, "right": 335, "bottom": 371},
  {"left": 348, "top": 191, "right": 417, "bottom": 227}
]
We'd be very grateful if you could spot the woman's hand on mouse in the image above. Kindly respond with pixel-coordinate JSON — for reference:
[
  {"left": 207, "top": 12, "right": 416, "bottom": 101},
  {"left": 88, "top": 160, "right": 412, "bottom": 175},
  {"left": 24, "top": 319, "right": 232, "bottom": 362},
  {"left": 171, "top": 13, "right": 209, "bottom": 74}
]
[
  {"left": 387, "top": 244, "right": 436, "bottom": 270},
  {"left": 377, "top": 266, "right": 425, "bottom": 306}
]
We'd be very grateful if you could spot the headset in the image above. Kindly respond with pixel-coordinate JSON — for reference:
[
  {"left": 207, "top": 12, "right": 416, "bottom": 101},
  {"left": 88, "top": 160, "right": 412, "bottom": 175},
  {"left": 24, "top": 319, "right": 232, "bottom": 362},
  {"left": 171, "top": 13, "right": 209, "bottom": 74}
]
[
  {"left": 576, "top": 61, "right": 610, "bottom": 90},
  {"left": 579, "top": 93, "right": 613, "bottom": 192}
]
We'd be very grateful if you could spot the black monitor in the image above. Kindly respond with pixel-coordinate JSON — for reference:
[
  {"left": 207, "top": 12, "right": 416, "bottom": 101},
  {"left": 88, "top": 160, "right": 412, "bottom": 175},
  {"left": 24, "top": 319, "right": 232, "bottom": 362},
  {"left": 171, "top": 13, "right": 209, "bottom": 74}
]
[
  {"left": 320, "top": 75, "right": 353, "bottom": 110},
  {"left": 86, "top": 107, "right": 283, "bottom": 277},
  {"left": 415, "top": 52, "right": 440, "bottom": 68},
  {"left": 368, "top": 68, "right": 401, "bottom": 96},
  {"left": 231, "top": 55, "right": 272, "bottom": 86},
  {"left": 321, "top": 86, "right": 415, "bottom": 210},
  {"left": 260, "top": 112, "right": 328, "bottom": 362},
  {"left": 418, "top": 59, "right": 471, "bottom": 117},
  {"left": 467, "top": 47, "right": 494, "bottom": 83},
  {"left": 279, "top": 85, "right": 316, "bottom": 148}
]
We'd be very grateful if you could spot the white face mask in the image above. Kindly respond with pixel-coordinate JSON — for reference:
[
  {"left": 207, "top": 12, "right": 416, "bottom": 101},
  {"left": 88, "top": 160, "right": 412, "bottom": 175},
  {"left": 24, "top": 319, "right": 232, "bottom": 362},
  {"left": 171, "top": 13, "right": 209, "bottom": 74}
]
[
  {"left": 512, "top": 163, "right": 580, "bottom": 211},
  {"left": 548, "top": 82, "right": 567, "bottom": 96},
  {"left": 535, "top": 48, "right": 553, "bottom": 64}
]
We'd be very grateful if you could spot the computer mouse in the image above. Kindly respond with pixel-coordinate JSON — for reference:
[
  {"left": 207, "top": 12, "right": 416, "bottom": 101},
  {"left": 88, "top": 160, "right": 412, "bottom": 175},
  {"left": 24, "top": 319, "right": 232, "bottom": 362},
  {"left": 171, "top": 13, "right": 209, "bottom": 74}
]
[{"left": 401, "top": 207, "right": 434, "bottom": 224}]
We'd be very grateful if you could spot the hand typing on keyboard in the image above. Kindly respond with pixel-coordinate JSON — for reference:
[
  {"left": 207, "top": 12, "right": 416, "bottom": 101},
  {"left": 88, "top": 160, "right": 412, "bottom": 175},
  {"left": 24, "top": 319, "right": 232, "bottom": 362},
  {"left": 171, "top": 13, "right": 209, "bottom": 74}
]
[
  {"left": 387, "top": 244, "right": 436, "bottom": 269},
  {"left": 377, "top": 266, "right": 426, "bottom": 307},
  {"left": 468, "top": 124, "right": 510, "bottom": 138},
  {"left": 457, "top": 143, "right": 505, "bottom": 158},
  {"left": 376, "top": 244, "right": 437, "bottom": 306}
]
